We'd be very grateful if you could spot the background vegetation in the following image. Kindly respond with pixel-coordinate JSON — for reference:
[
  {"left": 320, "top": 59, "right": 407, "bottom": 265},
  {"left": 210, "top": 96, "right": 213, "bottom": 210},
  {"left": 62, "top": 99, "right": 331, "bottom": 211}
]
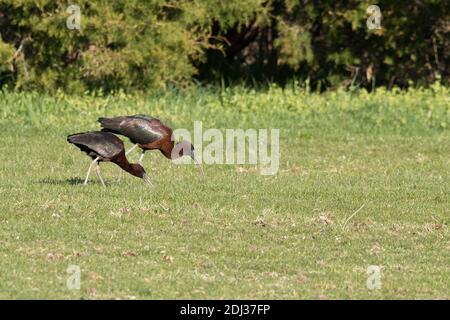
[
  {"left": 0, "top": 1, "right": 448, "bottom": 299},
  {"left": 1, "top": 0, "right": 449, "bottom": 93}
]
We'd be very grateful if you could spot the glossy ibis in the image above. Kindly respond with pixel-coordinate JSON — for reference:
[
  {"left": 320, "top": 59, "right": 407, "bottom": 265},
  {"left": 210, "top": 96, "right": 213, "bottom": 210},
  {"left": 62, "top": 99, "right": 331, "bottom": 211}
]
[
  {"left": 98, "top": 115, "right": 204, "bottom": 176},
  {"left": 67, "top": 131, "right": 151, "bottom": 186}
]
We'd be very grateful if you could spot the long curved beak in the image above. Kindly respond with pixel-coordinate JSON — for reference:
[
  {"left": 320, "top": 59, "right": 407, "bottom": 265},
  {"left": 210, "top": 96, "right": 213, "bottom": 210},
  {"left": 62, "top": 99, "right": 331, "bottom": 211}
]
[
  {"left": 142, "top": 173, "right": 153, "bottom": 186},
  {"left": 191, "top": 152, "right": 205, "bottom": 178}
]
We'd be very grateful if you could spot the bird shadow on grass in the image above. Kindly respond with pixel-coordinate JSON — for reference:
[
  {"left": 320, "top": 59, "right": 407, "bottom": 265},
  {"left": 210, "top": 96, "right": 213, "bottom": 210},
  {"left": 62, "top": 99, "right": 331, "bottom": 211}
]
[{"left": 38, "top": 177, "right": 87, "bottom": 185}]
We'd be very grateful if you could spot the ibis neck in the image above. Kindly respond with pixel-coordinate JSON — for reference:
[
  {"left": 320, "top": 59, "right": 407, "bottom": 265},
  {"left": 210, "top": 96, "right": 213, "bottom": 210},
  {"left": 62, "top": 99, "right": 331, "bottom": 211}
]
[
  {"left": 115, "top": 154, "right": 142, "bottom": 178},
  {"left": 161, "top": 141, "right": 176, "bottom": 160}
]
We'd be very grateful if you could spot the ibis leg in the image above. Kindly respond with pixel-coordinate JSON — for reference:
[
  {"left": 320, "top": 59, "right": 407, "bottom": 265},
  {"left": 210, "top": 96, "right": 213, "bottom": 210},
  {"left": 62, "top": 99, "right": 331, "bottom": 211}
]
[
  {"left": 84, "top": 157, "right": 100, "bottom": 185},
  {"left": 96, "top": 164, "right": 106, "bottom": 187},
  {"left": 137, "top": 151, "right": 145, "bottom": 164},
  {"left": 125, "top": 144, "right": 139, "bottom": 156}
]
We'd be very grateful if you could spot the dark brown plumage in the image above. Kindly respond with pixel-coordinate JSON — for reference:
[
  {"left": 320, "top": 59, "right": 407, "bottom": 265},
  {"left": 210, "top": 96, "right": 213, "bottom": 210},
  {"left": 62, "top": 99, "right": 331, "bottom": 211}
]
[
  {"left": 98, "top": 115, "right": 188, "bottom": 158},
  {"left": 98, "top": 115, "right": 203, "bottom": 176},
  {"left": 67, "top": 131, "right": 151, "bottom": 186}
]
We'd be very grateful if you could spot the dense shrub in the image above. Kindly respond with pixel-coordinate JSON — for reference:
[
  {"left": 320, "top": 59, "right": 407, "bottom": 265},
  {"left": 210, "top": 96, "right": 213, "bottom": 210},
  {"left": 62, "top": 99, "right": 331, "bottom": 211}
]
[{"left": 0, "top": 1, "right": 449, "bottom": 92}]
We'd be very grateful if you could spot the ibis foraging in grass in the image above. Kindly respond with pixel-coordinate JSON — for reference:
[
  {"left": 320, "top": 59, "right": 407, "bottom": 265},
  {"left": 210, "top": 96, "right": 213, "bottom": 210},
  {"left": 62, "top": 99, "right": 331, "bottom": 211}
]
[
  {"left": 98, "top": 115, "right": 204, "bottom": 176},
  {"left": 67, "top": 131, "right": 151, "bottom": 186}
]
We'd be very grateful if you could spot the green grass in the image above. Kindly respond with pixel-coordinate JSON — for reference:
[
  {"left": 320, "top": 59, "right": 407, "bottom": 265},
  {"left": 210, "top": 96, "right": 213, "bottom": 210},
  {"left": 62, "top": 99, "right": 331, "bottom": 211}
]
[{"left": 0, "top": 85, "right": 449, "bottom": 299}]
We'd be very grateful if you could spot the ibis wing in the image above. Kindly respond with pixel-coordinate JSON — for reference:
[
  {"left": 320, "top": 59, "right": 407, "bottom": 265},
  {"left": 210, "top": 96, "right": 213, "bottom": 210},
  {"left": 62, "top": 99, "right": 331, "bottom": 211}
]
[
  {"left": 131, "top": 114, "right": 158, "bottom": 122},
  {"left": 68, "top": 132, "right": 124, "bottom": 159},
  {"left": 116, "top": 117, "right": 164, "bottom": 145}
]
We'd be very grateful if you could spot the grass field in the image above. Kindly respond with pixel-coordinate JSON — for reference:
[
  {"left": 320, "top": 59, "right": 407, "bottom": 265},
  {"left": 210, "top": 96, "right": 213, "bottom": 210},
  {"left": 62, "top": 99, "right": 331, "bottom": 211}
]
[{"left": 0, "top": 85, "right": 449, "bottom": 299}]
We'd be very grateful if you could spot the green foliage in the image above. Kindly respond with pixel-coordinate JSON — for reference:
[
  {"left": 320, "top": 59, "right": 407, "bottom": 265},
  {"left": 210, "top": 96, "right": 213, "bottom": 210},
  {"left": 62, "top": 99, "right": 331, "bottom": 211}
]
[
  {"left": 0, "top": 0, "right": 449, "bottom": 92},
  {"left": 0, "top": 0, "right": 263, "bottom": 92},
  {"left": 2, "top": 81, "right": 449, "bottom": 135},
  {"left": 200, "top": 0, "right": 450, "bottom": 90}
]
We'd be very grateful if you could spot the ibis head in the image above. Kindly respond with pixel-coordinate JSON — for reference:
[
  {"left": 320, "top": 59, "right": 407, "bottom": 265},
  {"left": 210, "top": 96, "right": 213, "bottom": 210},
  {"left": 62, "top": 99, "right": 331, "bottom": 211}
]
[
  {"left": 129, "top": 163, "right": 151, "bottom": 185},
  {"left": 174, "top": 141, "right": 205, "bottom": 178},
  {"left": 174, "top": 141, "right": 195, "bottom": 158}
]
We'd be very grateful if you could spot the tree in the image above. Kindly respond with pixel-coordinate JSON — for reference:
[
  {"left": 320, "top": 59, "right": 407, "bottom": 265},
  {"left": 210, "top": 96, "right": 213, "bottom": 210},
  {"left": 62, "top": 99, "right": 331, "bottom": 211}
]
[{"left": 0, "top": 0, "right": 449, "bottom": 92}]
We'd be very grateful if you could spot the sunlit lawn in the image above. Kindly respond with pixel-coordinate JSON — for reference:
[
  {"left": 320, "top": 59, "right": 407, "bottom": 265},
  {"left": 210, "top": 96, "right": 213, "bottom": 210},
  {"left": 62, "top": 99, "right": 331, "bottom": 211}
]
[{"left": 0, "top": 87, "right": 448, "bottom": 299}]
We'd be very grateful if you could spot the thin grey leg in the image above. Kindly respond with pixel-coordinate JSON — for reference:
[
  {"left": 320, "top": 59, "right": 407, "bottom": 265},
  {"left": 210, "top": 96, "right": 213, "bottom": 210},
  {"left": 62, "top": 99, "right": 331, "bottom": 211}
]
[
  {"left": 138, "top": 151, "right": 145, "bottom": 164},
  {"left": 96, "top": 164, "right": 106, "bottom": 187},
  {"left": 84, "top": 157, "right": 100, "bottom": 185},
  {"left": 125, "top": 144, "right": 139, "bottom": 156}
]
